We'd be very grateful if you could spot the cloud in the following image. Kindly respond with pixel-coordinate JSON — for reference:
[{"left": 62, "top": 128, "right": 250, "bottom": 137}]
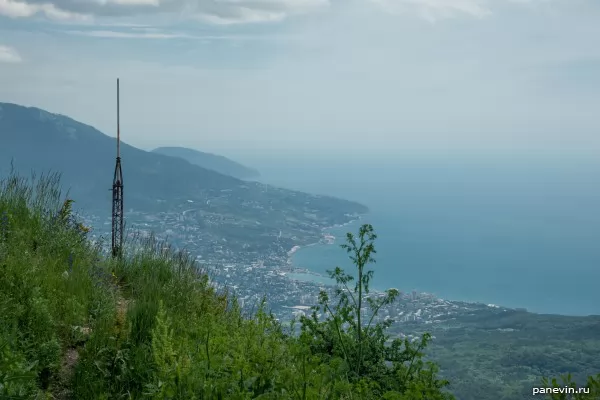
[
  {"left": 0, "top": 45, "right": 22, "bottom": 63},
  {"left": 0, "top": 0, "right": 565, "bottom": 24},
  {"left": 0, "top": 0, "right": 330, "bottom": 23},
  {"left": 66, "top": 29, "right": 192, "bottom": 39},
  {"left": 1, "top": 0, "right": 598, "bottom": 158},
  {"left": 0, "top": 0, "right": 91, "bottom": 20},
  {"left": 64, "top": 28, "right": 286, "bottom": 40},
  {"left": 365, "top": 0, "right": 566, "bottom": 22},
  {"left": 371, "top": 0, "right": 491, "bottom": 21}
]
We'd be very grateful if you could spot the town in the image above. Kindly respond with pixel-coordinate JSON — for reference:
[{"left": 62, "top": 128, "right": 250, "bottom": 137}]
[{"left": 79, "top": 199, "right": 514, "bottom": 342}]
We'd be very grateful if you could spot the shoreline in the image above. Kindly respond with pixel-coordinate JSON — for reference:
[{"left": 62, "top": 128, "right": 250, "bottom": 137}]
[
  {"left": 279, "top": 215, "right": 550, "bottom": 315},
  {"left": 282, "top": 216, "right": 363, "bottom": 284}
]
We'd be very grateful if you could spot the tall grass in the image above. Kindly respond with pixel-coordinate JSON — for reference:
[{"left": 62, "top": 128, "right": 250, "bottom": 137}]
[
  {"left": 0, "top": 170, "right": 114, "bottom": 398},
  {"left": 0, "top": 171, "right": 336, "bottom": 399}
]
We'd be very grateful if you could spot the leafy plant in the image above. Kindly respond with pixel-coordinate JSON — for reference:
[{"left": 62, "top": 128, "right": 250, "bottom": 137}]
[{"left": 299, "top": 223, "right": 454, "bottom": 399}]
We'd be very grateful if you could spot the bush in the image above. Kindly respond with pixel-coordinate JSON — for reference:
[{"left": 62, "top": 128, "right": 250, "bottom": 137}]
[{"left": 299, "top": 224, "right": 454, "bottom": 399}]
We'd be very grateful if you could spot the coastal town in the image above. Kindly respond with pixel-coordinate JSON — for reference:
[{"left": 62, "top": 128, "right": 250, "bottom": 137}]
[{"left": 80, "top": 200, "right": 514, "bottom": 341}]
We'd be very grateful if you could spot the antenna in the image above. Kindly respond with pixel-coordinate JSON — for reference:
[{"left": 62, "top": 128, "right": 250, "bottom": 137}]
[
  {"left": 111, "top": 78, "right": 124, "bottom": 258},
  {"left": 117, "top": 78, "right": 120, "bottom": 158}
]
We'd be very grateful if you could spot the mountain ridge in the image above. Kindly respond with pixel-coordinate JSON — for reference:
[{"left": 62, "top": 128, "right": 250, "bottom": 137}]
[
  {"left": 0, "top": 101, "right": 366, "bottom": 212},
  {"left": 152, "top": 146, "right": 260, "bottom": 180}
]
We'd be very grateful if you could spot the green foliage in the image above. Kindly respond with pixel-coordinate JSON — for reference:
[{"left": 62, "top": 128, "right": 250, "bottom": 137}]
[
  {"left": 0, "top": 171, "right": 111, "bottom": 398},
  {"left": 420, "top": 308, "right": 600, "bottom": 400},
  {"left": 299, "top": 224, "right": 454, "bottom": 399},
  {"left": 0, "top": 336, "right": 38, "bottom": 398},
  {"left": 0, "top": 172, "right": 450, "bottom": 399}
]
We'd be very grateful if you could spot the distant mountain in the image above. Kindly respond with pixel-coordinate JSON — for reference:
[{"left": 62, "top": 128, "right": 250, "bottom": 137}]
[
  {"left": 0, "top": 103, "right": 239, "bottom": 212},
  {"left": 0, "top": 102, "right": 367, "bottom": 252},
  {"left": 152, "top": 146, "right": 260, "bottom": 180}
]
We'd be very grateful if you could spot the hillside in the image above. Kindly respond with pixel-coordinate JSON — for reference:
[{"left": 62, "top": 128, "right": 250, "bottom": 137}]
[
  {"left": 393, "top": 306, "right": 600, "bottom": 399},
  {"left": 152, "top": 146, "right": 260, "bottom": 180}
]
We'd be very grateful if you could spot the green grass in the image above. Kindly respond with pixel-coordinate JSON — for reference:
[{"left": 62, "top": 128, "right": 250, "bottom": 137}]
[
  {"left": 0, "top": 172, "right": 113, "bottom": 398},
  {"left": 0, "top": 172, "right": 310, "bottom": 399}
]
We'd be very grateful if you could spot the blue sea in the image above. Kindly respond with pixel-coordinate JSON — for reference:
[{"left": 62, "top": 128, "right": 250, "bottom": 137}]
[{"left": 248, "top": 155, "right": 600, "bottom": 316}]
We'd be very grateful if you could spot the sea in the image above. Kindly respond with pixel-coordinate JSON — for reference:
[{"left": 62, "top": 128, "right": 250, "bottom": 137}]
[{"left": 247, "top": 154, "right": 600, "bottom": 316}]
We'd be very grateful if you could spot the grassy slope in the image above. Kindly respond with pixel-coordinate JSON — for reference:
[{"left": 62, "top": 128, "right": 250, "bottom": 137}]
[{"left": 0, "top": 173, "right": 315, "bottom": 399}]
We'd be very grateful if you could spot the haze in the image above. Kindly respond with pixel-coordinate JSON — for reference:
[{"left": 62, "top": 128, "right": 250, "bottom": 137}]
[{"left": 1, "top": 0, "right": 599, "bottom": 161}]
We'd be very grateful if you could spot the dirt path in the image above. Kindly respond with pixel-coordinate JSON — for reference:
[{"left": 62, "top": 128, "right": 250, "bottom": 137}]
[{"left": 53, "top": 284, "right": 131, "bottom": 400}]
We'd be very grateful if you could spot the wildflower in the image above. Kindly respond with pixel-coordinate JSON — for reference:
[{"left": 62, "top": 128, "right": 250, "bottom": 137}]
[
  {"left": 59, "top": 199, "right": 75, "bottom": 224},
  {"left": 78, "top": 222, "right": 91, "bottom": 233}
]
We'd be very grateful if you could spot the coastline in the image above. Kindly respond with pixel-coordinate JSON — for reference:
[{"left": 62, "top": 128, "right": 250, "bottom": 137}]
[
  {"left": 280, "top": 215, "right": 544, "bottom": 314},
  {"left": 283, "top": 215, "right": 363, "bottom": 285}
]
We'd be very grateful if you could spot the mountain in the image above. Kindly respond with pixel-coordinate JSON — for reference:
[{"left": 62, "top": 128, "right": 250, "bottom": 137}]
[
  {"left": 0, "top": 102, "right": 368, "bottom": 255},
  {"left": 0, "top": 103, "right": 240, "bottom": 211},
  {"left": 152, "top": 146, "right": 260, "bottom": 180}
]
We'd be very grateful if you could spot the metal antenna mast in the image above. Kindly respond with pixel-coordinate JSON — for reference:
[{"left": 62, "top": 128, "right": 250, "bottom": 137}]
[{"left": 111, "top": 78, "right": 124, "bottom": 258}]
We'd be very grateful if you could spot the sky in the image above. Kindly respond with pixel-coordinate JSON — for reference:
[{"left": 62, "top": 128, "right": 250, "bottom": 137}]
[{"left": 1, "top": 0, "right": 599, "bottom": 162}]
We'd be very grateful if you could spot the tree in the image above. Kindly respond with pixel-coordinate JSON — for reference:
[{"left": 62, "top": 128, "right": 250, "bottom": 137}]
[{"left": 300, "top": 223, "right": 454, "bottom": 399}]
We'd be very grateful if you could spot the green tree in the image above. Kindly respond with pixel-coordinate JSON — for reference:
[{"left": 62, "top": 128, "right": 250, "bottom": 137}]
[{"left": 300, "top": 223, "right": 454, "bottom": 399}]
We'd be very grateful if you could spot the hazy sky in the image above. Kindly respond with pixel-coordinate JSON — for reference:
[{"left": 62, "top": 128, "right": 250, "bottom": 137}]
[{"left": 1, "top": 0, "right": 599, "bottom": 161}]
